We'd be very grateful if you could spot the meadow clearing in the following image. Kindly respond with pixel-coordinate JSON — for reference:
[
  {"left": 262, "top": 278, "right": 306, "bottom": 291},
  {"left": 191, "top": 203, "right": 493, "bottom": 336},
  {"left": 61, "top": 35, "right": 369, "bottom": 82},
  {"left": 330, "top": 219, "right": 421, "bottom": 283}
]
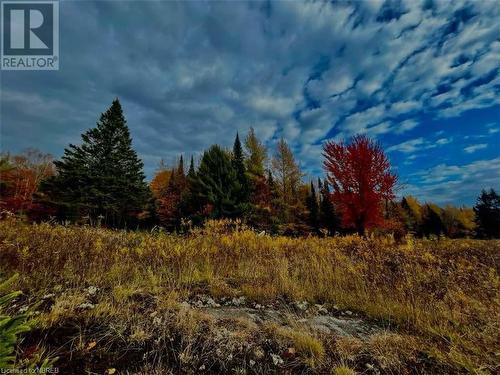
[{"left": 0, "top": 218, "right": 498, "bottom": 374}]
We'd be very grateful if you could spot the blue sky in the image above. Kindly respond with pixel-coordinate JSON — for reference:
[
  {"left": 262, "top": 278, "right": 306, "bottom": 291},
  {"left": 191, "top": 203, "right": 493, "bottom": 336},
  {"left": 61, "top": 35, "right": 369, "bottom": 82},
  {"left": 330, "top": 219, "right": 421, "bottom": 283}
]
[{"left": 1, "top": 0, "right": 499, "bottom": 206}]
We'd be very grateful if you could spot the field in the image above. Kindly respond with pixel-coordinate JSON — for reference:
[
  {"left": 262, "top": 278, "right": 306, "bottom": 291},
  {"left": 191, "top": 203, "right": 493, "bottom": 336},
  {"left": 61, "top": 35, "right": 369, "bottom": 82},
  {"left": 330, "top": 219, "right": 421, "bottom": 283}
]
[{"left": 0, "top": 218, "right": 498, "bottom": 374}]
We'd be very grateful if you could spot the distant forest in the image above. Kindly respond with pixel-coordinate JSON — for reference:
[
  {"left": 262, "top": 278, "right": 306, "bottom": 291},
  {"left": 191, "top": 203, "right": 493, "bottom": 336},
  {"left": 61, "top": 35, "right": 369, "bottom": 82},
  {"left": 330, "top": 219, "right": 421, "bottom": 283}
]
[{"left": 1, "top": 99, "right": 499, "bottom": 238}]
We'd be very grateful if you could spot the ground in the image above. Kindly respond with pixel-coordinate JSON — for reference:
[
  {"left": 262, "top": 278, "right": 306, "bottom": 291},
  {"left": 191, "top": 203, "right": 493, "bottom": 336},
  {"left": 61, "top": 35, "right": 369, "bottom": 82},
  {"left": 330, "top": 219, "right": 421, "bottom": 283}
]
[{"left": 0, "top": 219, "right": 498, "bottom": 374}]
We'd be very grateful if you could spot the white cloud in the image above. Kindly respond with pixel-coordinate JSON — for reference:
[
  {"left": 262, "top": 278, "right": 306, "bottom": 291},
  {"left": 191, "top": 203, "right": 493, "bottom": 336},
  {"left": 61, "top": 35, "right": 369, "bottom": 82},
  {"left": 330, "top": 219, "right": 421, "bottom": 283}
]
[{"left": 464, "top": 143, "right": 487, "bottom": 153}]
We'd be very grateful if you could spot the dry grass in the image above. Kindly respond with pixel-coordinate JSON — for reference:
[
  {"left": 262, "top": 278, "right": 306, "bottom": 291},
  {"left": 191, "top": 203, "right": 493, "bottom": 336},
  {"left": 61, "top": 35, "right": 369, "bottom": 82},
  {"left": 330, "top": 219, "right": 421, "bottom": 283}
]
[{"left": 0, "top": 218, "right": 499, "bottom": 374}]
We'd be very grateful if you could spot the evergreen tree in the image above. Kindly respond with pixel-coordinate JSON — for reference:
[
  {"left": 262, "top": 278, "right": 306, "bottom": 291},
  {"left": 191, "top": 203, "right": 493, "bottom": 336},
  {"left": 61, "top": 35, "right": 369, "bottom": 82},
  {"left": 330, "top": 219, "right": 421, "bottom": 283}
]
[
  {"left": 41, "top": 99, "right": 149, "bottom": 227},
  {"left": 474, "top": 189, "right": 500, "bottom": 238},
  {"left": 191, "top": 145, "right": 242, "bottom": 218},
  {"left": 319, "top": 180, "right": 339, "bottom": 235},
  {"left": 421, "top": 203, "right": 443, "bottom": 237},
  {"left": 306, "top": 181, "right": 319, "bottom": 231},
  {"left": 232, "top": 133, "right": 249, "bottom": 203},
  {"left": 187, "top": 156, "right": 196, "bottom": 179}
]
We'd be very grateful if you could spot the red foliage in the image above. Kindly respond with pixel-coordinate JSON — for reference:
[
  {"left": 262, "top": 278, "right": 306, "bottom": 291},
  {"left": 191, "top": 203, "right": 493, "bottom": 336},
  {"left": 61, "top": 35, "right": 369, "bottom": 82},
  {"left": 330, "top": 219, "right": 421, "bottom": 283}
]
[
  {"left": 323, "top": 135, "right": 397, "bottom": 235},
  {"left": 0, "top": 149, "right": 54, "bottom": 216}
]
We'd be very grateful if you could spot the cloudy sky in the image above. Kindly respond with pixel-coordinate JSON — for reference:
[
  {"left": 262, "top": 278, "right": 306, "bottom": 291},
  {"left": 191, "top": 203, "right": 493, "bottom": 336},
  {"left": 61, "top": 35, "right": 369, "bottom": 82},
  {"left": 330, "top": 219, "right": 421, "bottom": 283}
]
[{"left": 1, "top": 0, "right": 499, "bottom": 206}]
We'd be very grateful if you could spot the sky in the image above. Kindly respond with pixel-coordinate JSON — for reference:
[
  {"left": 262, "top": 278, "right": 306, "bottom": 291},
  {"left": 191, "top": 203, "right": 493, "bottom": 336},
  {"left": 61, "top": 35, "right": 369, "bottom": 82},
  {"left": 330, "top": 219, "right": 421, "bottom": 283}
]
[{"left": 1, "top": 0, "right": 499, "bottom": 206}]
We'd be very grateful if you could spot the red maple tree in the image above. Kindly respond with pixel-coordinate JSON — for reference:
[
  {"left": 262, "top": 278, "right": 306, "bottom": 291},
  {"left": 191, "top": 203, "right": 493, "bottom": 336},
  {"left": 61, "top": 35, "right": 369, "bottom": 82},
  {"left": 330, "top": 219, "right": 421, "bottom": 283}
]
[{"left": 323, "top": 135, "right": 397, "bottom": 235}]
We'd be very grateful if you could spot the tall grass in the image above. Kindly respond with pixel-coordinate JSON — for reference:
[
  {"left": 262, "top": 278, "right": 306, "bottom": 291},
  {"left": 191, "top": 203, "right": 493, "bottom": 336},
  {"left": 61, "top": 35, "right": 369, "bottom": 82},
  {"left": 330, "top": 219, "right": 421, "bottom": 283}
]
[{"left": 0, "top": 218, "right": 498, "bottom": 373}]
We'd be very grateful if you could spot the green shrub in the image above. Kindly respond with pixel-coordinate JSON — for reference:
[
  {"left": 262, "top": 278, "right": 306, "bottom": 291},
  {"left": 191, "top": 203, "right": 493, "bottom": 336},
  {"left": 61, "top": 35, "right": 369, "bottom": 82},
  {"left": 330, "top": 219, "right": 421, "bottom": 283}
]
[{"left": 0, "top": 274, "right": 31, "bottom": 368}]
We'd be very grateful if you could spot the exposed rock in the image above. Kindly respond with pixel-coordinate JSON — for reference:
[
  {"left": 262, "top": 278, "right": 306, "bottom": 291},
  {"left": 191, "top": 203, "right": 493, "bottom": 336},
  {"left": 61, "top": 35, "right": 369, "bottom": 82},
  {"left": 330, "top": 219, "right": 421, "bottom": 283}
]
[
  {"left": 77, "top": 302, "right": 95, "bottom": 310},
  {"left": 295, "top": 301, "right": 309, "bottom": 311},
  {"left": 270, "top": 353, "right": 284, "bottom": 366},
  {"left": 86, "top": 286, "right": 98, "bottom": 296},
  {"left": 230, "top": 296, "right": 246, "bottom": 306}
]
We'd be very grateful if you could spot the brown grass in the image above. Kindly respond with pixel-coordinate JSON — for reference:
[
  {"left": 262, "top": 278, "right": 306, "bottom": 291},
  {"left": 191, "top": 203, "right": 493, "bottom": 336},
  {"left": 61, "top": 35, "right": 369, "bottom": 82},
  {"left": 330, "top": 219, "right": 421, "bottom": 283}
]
[{"left": 0, "top": 218, "right": 499, "bottom": 374}]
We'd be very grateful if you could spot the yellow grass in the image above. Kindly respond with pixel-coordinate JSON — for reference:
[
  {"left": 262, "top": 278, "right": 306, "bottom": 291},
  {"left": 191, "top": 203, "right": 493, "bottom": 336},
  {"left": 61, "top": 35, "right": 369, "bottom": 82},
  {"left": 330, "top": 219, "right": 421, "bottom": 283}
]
[{"left": 0, "top": 218, "right": 498, "bottom": 373}]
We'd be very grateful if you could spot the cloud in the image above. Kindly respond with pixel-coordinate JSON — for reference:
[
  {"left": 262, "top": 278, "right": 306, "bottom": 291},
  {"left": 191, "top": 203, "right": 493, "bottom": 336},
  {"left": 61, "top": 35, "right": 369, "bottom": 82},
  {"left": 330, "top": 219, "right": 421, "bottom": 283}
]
[
  {"left": 1, "top": 0, "right": 499, "bottom": 204},
  {"left": 403, "top": 157, "right": 500, "bottom": 205},
  {"left": 464, "top": 143, "right": 487, "bottom": 153}
]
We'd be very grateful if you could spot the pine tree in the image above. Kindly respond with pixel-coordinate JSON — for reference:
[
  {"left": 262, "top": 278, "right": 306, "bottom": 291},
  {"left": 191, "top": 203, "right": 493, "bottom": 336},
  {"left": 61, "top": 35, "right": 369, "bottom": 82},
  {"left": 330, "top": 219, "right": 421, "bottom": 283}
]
[
  {"left": 187, "top": 156, "right": 196, "bottom": 179},
  {"left": 306, "top": 181, "right": 319, "bottom": 232},
  {"left": 191, "top": 145, "right": 242, "bottom": 218},
  {"left": 421, "top": 203, "right": 444, "bottom": 237},
  {"left": 474, "top": 189, "right": 500, "bottom": 238},
  {"left": 41, "top": 99, "right": 150, "bottom": 227},
  {"left": 319, "top": 180, "right": 339, "bottom": 235},
  {"left": 232, "top": 133, "right": 249, "bottom": 203}
]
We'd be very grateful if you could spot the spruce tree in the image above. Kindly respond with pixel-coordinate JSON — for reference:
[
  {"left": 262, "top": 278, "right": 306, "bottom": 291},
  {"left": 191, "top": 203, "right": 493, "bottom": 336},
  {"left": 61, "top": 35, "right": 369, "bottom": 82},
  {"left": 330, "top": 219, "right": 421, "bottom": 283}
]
[
  {"left": 192, "top": 145, "right": 242, "bottom": 218},
  {"left": 306, "top": 181, "right": 319, "bottom": 231},
  {"left": 232, "top": 133, "right": 249, "bottom": 203},
  {"left": 319, "top": 180, "right": 339, "bottom": 235},
  {"left": 187, "top": 156, "right": 196, "bottom": 179},
  {"left": 474, "top": 189, "right": 500, "bottom": 238},
  {"left": 41, "top": 99, "right": 149, "bottom": 226}
]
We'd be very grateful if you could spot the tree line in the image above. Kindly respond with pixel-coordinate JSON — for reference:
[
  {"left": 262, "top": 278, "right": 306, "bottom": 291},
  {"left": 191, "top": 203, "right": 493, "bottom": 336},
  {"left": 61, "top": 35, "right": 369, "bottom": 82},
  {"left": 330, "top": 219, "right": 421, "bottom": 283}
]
[{"left": 1, "top": 99, "right": 499, "bottom": 238}]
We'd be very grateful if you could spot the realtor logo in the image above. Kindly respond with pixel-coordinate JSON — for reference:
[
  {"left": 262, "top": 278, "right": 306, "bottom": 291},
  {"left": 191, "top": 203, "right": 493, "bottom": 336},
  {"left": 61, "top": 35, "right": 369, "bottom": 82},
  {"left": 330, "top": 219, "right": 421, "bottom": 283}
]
[{"left": 1, "top": 0, "right": 59, "bottom": 70}]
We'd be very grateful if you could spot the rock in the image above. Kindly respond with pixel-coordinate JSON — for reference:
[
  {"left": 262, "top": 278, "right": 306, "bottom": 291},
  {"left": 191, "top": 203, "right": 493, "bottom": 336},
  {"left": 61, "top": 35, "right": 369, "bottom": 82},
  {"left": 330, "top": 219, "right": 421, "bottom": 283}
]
[
  {"left": 295, "top": 301, "right": 309, "bottom": 311},
  {"left": 315, "top": 304, "right": 328, "bottom": 315},
  {"left": 77, "top": 302, "right": 95, "bottom": 310},
  {"left": 179, "top": 301, "right": 191, "bottom": 309},
  {"left": 86, "top": 286, "right": 98, "bottom": 296},
  {"left": 231, "top": 296, "right": 246, "bottom": 306},
  {"left": 344, "top": 310, "right": 353, "bottom": 316},
  {"left": 270, "top": 353, "right": 284, "bottom": 366},
  {"left": 249, "top": 360, "right": 256, "bottom": 367}
]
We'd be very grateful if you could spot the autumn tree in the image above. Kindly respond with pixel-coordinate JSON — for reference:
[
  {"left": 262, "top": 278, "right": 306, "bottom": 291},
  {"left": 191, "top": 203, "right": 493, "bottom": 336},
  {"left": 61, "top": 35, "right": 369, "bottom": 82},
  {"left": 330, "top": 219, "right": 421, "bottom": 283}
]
[
  {"left": 441, "top": 205, "right": 476, "bottom": 238},
  {"left": 41, "top": 99, "right": 150, "bottom": 227},
  {"left": 150, "top": 159, "right": 171, "bottom": 199},
  {"left": 244, "top": 127, "right": 267, "bottom": 177},
  {"left": 323, "top": 135, "right": 397, "bottom": 235},
  {"left": 474, "top": 189, "right": 500, "bottom": 238},
  {"left": 0, "top": 149, "right": 54, "bottom": 217},
  {"left": 271, "top": 138, "right": 303, "bottom": 222},
  {"left": 156, "top": 156, "right": 189, "bottom": 230},
  {"left": 401, "top": 195, "right": 422, "bottom": 235}
]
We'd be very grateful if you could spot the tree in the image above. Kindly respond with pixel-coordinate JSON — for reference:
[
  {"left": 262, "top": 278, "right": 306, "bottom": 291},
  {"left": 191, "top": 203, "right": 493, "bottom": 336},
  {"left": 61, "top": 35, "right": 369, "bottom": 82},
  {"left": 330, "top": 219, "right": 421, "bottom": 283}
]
[
  {"left": 401, "top": 195, "right": 422, "bottom": 235},
  {"left": 187, "top": 156, "right": 196, "bottom": 179},
  {"left": 442, "top": 205, "right": 476, "bottom": 238},
  {"left": 474, "top": 189, "right": 500, "bottom": 238},
  {"left": 323, "top": 135, "right": 397, "bottom": 235},
  {"left": 191, "top": 145, "right": 242, "bottom": 218},
  {"left": 306, "top": 181, "right": 319, "bottom": 231},
  {"left": 150, "top": 160, "right": 171, "bottom": 199},
  {"left": 271, "top": 138, "right": 303, "bottom": 222},
  {"left": 421, "top": 203, "right": 443, "bottom": 237},
  {"left": 244, "top": 127, "right": 267, "bottom": 177},
  {"left": 232, "top": 133, "right": 249, "bottom": 203},
  {"left": 319, "top": 180, "right": 340, "bottom": 236},
  {"left": 0, "top": 149, "right": 54, "bottom": 217},
  {"left": 41, "top": 99, "right": 150, "bottom": 227}
]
